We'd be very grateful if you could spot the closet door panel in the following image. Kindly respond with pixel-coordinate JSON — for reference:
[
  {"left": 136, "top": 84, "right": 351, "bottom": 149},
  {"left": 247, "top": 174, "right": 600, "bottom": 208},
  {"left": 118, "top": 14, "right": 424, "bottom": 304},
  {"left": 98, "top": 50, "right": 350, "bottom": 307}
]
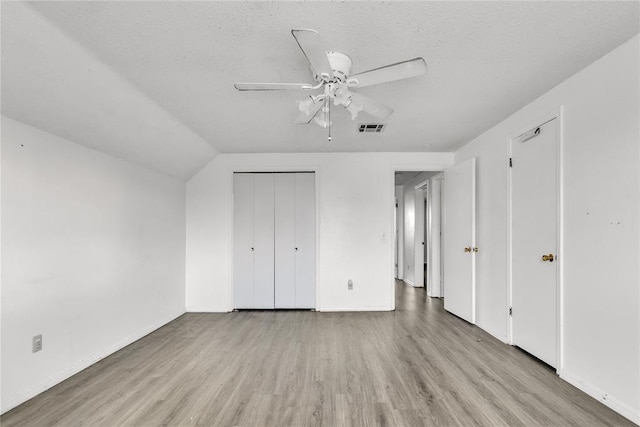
[
  {"left": 253, "top": 174, "right": 275, "bottom": 308},
  {"left": 295, "top": 173, "right": 316, "bottom": 308},
  {"left": 233, "top": 173, "right": 254, "bottom": 308},
  {"left": 274, "top": 174, "right": 296, "bottom": 308}
]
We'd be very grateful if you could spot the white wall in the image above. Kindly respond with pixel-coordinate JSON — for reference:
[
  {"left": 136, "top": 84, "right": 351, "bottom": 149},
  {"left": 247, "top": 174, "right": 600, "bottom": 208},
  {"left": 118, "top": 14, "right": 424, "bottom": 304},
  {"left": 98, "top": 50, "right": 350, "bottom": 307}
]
[
  {"left": 455, "top": 35, "right": 640, "bottom": 422},
  {"left": 185, "top": 153, "right": 453, "bottom": 312},
  {"left": 1, "top": 117, "right": 187, "bottom": 413}
]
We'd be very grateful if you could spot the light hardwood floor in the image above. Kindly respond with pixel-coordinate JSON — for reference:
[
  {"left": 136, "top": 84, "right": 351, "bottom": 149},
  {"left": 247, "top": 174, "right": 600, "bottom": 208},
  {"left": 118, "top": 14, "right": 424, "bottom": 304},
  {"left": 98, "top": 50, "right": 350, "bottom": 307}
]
[{"left": 2, "top": 281, "right": 633, "bottom": 426}]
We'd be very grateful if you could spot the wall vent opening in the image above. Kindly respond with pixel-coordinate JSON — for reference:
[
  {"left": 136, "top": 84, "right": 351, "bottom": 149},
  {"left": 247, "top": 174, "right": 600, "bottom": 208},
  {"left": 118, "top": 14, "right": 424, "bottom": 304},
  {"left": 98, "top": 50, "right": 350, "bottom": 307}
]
[{"left": 358, "top": 123, "right": 386, "bottom": 133}]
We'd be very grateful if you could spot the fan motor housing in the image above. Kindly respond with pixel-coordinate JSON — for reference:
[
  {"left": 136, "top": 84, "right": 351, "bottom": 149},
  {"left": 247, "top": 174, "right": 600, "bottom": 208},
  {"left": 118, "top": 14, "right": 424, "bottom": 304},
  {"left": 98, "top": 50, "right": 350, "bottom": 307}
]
[{"left": 326, "top": 51, "right": 353, "bottom": 82}]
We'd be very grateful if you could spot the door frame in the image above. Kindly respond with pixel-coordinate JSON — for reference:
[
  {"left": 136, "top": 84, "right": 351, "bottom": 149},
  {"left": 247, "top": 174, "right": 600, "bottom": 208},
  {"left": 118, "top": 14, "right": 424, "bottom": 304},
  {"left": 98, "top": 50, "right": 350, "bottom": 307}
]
[
  {"left": 394, "top": 197, "right": 397, "bottom": 278},
  {"left": 428, "top": 173, "right": 444, "bottom": 297},
  {"left": 507, "top": 107, "right": 564, "bottom": 372},
  {"left": 230, "top": 168, "right": 320, "bottom": 312},
  {"left": 390, "top": 168, "right": 444, "bottom": 309},
  {"left": 414, "top": 180, "right": 429, "bottom": 289}
]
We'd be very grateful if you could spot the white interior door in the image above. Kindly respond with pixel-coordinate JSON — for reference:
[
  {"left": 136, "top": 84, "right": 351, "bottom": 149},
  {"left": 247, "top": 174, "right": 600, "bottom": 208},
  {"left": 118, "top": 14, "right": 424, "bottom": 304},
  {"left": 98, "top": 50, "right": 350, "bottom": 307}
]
[
  {"left": 394, "top": 199, "right": 398, "bottom": 279},
  {"left": 443, "top": 158, "right": 476, "bottom": 323},
  {"left": 275, "top": 174, "right": 296, "bottom": 308},
  {"left": 439, "top": 182, "right": 445, "bottom": 298},
  {"left": 253, "top": 174, "right": 275, "bottom": 308},
  {"left": 424, "top": 196, "right": 428, "bottom": 287},
  {"left": 233, "top": 173, "right": 255, "bottom": 308},
  {"left": 294, "top": 173, "right": 315, "bottom": 308},
  {"left": 512, "top": 119, "right": 558, "bottom": 367},
  {"left": 414, "top": 188, "right": 425, "bottom": 288},
  {"left": 429, "top": 177, "right": 442, "bottom": 298}
]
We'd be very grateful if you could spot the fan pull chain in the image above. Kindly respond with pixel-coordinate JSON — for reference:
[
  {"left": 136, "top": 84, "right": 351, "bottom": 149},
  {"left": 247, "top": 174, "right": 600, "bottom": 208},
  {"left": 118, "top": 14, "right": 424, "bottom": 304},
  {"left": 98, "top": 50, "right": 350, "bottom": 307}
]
[{"left": 327, "top": 99, "right": 332, "bottom": 142}]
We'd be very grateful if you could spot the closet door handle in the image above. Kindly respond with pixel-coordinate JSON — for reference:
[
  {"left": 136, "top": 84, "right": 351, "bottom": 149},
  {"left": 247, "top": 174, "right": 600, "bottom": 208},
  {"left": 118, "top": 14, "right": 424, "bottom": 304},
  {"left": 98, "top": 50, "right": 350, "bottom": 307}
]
[
  {"left": 251, "top": 247, "right": 254, "bottom": 251},
  {"left": 295, "top": 247, "right": 298, "bottom": 251}
]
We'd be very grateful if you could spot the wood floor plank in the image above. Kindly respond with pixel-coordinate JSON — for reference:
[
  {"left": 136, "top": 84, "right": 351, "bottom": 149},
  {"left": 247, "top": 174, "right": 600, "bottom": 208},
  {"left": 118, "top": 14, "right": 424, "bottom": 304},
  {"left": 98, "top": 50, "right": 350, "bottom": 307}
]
[{"left": 2, "top": 281, "right": 634, "bottom": 426}]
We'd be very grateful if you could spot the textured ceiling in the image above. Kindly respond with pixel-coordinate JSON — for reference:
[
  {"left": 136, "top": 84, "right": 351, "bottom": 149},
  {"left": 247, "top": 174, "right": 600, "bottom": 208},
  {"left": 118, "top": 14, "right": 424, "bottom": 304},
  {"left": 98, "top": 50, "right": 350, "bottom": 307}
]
[
  {"left": 1, "top": 2, "right": 216, "bottom": 179},
  {"left": 2, "top": 1, "right": 639, "bottom": 176},
  {"left": 395, "top": 171, "right": 425, "bottom": 186}
]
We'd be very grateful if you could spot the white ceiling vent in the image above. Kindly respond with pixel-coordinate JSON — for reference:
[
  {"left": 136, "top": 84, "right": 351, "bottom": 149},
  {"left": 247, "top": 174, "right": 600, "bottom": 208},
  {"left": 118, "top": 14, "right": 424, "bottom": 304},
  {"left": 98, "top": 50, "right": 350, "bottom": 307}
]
[{"left": 358, "top": 123, "right": 386, "bottom": 133}]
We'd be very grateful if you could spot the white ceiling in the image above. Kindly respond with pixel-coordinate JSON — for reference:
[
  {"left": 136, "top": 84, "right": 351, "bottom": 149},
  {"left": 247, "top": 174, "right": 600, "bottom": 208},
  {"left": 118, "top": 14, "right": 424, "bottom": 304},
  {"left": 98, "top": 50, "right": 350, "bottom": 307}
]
[
  {"left": 2, "top": 1, "right": 639, "bottom": 179},
  {"left": 395, "top": 171, "right": 426, "bottom": 186}
]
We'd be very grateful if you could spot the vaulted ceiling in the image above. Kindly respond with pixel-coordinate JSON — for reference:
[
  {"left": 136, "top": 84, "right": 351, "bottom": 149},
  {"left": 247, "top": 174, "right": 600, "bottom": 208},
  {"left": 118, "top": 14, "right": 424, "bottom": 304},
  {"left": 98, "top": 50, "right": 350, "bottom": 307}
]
[{"left": 2, "top": 1, "right": 638, "bottom": 179}]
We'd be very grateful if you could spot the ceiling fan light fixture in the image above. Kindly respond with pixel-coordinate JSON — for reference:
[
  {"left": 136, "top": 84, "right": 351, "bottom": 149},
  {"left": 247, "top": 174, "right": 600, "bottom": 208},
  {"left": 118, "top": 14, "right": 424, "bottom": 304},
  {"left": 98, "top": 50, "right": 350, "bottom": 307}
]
[
  {"left": 345, "top": 99, "right": 363, "bottom": 120},
  {"left": 298, "top": 97, "right": 316, "bottom": 116},
  {"left": 314, "top": 100, "right": 332, "bottom": 129},
  {"left": 234, "top": 29, "right": 427, "bottom": 141},
  {"left": 332, "top": 87, "right": 352, "bottom": 107},
  {"left": 314, "top": 106, "right": 331, "bottom": 128},
  {"left": 314, "top": 115, "right": 331, "bottom": 128}
]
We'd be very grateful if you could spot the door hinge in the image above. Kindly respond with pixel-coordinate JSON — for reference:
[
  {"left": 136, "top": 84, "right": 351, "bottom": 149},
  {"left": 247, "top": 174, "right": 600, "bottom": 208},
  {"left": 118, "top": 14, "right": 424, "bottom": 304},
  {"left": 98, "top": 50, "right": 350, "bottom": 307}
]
[
  {"left": 395, "top": 203, "right": 398, "bottom": 208},
  {"left": 509, "top": 307, "right": 513, "bottom": 316},
  {"left": 509, "top": 158, "right": 513, "bottom": 168}
]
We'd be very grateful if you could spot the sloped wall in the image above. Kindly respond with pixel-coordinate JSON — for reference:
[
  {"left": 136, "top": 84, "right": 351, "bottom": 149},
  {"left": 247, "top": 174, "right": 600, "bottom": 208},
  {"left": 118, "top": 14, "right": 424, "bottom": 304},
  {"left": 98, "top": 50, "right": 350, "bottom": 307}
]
[{"left": 1, "top": 117, "right": 187, "bottom": 413}]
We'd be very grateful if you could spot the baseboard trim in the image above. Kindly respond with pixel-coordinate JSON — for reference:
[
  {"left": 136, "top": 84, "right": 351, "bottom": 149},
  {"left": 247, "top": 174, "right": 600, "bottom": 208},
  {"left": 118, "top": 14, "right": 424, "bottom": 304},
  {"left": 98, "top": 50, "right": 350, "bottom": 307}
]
[
  {"left": 187, "top": 307, "right": 395, "bottom": 313},
  {"left": 403, "top": 279, "right": 415, "bottom": 286},
  {"left": 318, "top": 306, "right": 393, "bottom": 312},
  {"left": 560, "top": 370, "right": 639, "bottom": 425},
  {"left": 1, "top": 310, "right": 185, "bottom": 414},
  {"left": 475, "top": 321, "right": 509, "bottom": 344},
  {"left": 186, "top": 307, "right": 231, "bottom": 313}
]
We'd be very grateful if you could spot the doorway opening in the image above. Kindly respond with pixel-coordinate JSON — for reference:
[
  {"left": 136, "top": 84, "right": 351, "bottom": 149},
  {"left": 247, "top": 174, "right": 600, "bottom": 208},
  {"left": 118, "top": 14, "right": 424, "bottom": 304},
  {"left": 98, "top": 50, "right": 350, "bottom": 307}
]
[{"left": 393, "top": 170, "right": 443, "bottom": 302}]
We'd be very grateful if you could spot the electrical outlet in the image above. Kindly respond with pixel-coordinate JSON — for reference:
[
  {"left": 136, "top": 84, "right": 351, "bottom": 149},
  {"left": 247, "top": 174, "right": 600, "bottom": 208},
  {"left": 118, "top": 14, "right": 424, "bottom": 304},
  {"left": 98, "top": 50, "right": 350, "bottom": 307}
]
[
  {"left": 348, "top": 279, "right": 353, "bottom": 290},
  {"left": 32, "top": 334, "right": 42, "bottom": 353}
]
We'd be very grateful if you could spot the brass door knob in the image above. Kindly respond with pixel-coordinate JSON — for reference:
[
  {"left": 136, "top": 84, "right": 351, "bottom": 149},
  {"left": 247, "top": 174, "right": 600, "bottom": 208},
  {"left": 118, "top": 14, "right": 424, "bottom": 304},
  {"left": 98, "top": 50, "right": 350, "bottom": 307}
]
[
  {"left": 464, "top": 247, "right": 472, "bottom": 253},
  {"left": 542, "top": 254, "right": 555, "bottom": 262}
]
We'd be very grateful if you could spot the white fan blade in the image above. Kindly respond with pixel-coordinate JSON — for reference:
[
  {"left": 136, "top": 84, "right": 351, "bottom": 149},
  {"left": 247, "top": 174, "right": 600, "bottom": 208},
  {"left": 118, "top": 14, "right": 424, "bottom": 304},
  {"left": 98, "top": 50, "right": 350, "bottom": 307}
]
[
  {"left": 349, "top": 58, "right": 427, "bottom": 88},
  {"left": 352, "top": 93, "right": 393, "bottom": 119},
  {"left": 294, "top": 101, "right": 324, "bottom": 124},
  {"left": 234, "top": 83, "right": 312, "bottom": 91},
  {"left": 291, "top": 29, "right": 333, "bottom": 80}
]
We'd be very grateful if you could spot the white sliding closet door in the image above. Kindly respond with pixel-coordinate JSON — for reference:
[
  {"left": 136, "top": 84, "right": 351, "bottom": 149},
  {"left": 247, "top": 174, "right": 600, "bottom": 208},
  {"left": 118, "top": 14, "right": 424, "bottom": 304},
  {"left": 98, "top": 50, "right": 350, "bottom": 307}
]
[
  {"left": 294, "top": 173, "right": 316, "bottom": 308},
  {"left": 234, "top": 172, "right": 314, "bottom": 309},
  {"left": 233, "top": 173, "right": 275, "bottom": 309},
  {"left": 233, "top": 173, "right": 254, "bottom": 308},
  {"left": 253, "top": 174, "right": 275, "bottom": 308},
  {"left": 275, "top": 174, "right": 296, "bottom": 308}
]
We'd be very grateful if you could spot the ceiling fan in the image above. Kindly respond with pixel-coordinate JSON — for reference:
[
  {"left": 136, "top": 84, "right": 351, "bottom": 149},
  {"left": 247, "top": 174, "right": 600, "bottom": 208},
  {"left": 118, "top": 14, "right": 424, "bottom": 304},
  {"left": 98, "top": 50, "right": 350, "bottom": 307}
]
[{"left": 234, "top": 29, "right": 427, "bottom": 142}]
